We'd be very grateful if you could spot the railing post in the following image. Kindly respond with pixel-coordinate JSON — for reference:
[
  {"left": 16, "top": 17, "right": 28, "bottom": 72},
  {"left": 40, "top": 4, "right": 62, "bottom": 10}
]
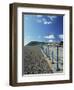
[
  {"left": 52, "top": 51, "right": 54, "bottom": 64},
  {"left": 46, "top": 47, "right": 48, "bottom": 55},
  {"left": 47, "top": 45, "right": 48, "bottom": 56},
  {"left": 48, "top": 45, "right": 50, "bottom": 58},
  {"left": 56, "top": 45, "right": 60, "bottom": 71}
]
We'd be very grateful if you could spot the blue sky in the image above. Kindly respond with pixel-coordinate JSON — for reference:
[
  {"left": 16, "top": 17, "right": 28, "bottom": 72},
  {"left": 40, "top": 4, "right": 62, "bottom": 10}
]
[{"left": 24, "top": 14, "right": 63, "bottom": 45}]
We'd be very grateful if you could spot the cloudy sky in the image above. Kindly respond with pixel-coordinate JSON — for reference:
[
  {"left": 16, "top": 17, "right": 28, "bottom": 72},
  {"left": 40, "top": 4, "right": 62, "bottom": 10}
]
[{"left": 24, "top": 14, "right": 63, "bottom": 45}]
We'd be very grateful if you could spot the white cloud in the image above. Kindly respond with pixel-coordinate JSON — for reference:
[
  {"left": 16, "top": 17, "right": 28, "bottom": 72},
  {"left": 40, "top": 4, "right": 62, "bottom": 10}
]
[
  {"left": 37, "top": 18, "right": 52, "bottom": 25},
  {"left": 48, "top": 16, "right": 57, "bottom": 21},
  {"left": 47, "top": 21, "right": 52, "bottom": 24},
  {"left": 44, "top": 34, "right": 55, "bottom": 39},
  {"left": 42, "top": 18, "right": 48, "bottom": 24},
  {"left": 48, "top": 40, "right": 54, "bottom": 42},
  {"left": 44, "top": 21, "right": 48, "bottom": 24},
  {"left": 36, "top": 15, "right": 57, "bottom": 25},
  {"left": 59, "top": 34, "right": 63, "bottom": 39},
  {"left": 42, "top": 16, "right": 54, "bottom": 25},
  {"left": 43, "top": 21, "right": 52, "bottom": 24}
]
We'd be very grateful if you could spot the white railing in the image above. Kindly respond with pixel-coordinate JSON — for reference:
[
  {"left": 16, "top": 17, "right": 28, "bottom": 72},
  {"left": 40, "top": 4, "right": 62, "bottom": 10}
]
[{"left": 40, "top": 44, "right": 63, "bottom": 72}]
